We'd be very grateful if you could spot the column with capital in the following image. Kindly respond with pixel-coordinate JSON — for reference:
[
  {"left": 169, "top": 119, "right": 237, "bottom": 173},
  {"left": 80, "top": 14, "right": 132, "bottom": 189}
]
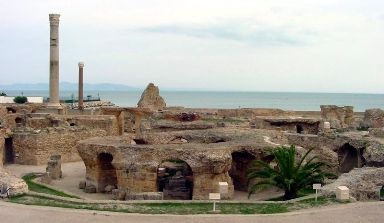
[
  {"left": 78, "top": 62, "right": 84, "bottom": 110},
  {"left": 48, "top": 14, "right": 60, "bottom": 107}
]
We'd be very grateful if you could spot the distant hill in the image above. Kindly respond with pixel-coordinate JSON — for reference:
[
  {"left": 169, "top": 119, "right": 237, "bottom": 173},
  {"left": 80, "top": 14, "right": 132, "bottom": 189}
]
[{"left": 0, "top": 82, "right": 140, "bottom": 91}]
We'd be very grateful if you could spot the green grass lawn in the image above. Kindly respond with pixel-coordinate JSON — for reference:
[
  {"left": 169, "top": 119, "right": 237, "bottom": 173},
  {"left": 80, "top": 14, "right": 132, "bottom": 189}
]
[
  {"left": 22, "top": 173, "right": 79, "bottom": 199},
  {"left": 8, "top": 194, "right": 338, "bottom": 215}
]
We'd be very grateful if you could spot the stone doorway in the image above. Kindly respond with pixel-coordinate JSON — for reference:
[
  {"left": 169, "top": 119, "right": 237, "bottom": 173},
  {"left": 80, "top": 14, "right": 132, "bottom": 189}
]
[
  {"left": 229, "top": 151, "right": 256, "bottom": 192},
  {"left": 296, "top": 125, "right": 304, "bottom": 134},
  {"left": 4, "top": 137, "right": 14, "bottom": 164},
  {"left": 157, "top": 159, "right": 193, "bottom": 200},
  {"left": 97, "top": 153, "right": 117, "bottom": 192},
  {"left": 338, "top": 143, "right": 366, "bottom": 173}
]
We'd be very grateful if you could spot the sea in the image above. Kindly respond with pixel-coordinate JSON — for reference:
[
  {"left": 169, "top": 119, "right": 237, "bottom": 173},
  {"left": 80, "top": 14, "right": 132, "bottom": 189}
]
[{"left": 4, "top": 90, "right": 384, "bottom": 112}]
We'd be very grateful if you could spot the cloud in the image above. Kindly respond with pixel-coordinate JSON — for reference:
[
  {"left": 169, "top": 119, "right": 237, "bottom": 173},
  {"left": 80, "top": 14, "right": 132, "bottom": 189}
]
[{"left": 137, "top": 21, "right": 316, "bottom": 46}]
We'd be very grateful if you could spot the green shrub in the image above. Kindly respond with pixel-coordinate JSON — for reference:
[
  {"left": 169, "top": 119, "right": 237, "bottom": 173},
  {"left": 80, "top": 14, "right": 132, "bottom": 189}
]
[
  {"left": 13, "top": 96, "right": 28, "bottom": 104},
  {"left": 0, "top": 91, "right": 6, "bottom": 96}
]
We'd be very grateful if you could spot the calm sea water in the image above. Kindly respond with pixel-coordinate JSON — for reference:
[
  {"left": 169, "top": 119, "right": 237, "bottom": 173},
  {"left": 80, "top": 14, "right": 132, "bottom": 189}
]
[{"left": 5, "top": 90, "right": 384, "bottom": 112}]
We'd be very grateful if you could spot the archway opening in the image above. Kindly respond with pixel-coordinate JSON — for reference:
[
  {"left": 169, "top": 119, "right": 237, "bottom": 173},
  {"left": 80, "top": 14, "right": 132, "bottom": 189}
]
[
  {"left": 229, "top": 151, "right": 256, "bottom": 192},
  {"left": 15, "top": 117, "right": 23, "bottom": 124},
  {"left": 6, "top": 107, "right": 16, "bottom": 113},
  {"left": 4, "top": 137, "right": 14, "bottom": 164},
  {"left": 97, "top": 153, "right": 117, "bottom": 192},
  {"left": 338, "top": 143, "right": 366, "bottom": 173},
  {"left": 157, "top": 159, "right": 193, "bottom": 200},
  {"left": 296, "top": 125, "right": 304, "bottom": 134}
]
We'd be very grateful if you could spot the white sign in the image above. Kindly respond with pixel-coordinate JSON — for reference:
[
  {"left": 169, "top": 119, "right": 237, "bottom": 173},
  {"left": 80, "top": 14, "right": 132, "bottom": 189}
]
[
  {"left": 313, "top": 184, "right": 322, "bottom": 190},
  {"left": 209, "top": 193, "right": 221, "bottom": 200},
  {"left": 219, "top": 182, "right": 229, "bottom": 194}
]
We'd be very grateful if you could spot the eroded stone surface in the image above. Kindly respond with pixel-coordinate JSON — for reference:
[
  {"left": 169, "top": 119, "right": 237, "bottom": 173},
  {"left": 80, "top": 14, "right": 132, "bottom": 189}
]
[
  {"left": 0, "top": 170, "right": 28, "bottom": 196},
  {"left": 323, "top": 167, "right": 384, "bottom": 201},
  {"left": 137, "top": 83, "right": 166, "bottom": 111},
  {"left": 364, "top": 109, "right": 384, "bottom": 128}
]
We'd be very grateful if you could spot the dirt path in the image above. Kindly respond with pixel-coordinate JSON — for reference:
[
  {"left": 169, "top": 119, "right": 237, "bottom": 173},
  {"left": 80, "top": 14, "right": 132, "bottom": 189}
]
[{"left": 1, "top": 200, "right": 383, "bottom": 223}]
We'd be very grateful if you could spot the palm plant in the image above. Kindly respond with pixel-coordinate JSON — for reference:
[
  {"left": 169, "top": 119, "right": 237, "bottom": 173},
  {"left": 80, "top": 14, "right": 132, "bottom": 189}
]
[{"left": 247, "top": 145, "right": 330, "bottom": 200}]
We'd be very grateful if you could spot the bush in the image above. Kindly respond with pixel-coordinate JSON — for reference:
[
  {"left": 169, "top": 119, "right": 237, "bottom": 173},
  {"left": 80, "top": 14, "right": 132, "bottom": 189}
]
[
  {"left": 0, "top": 91, "right": 6, "bottom": 96},
  {"left": 13, "top": 96, "right": 28, "bottom": 104}
]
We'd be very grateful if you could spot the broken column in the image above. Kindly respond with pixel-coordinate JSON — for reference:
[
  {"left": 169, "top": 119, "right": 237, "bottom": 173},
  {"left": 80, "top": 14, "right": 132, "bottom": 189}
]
[
  {"left": 46, "top": 155, "right": 62, "bottom": 179},
  {"left": 78, "top": 62, "right": 84, "bottom": 110},
  {"left": 48, "top": 14, "right": 61, "bottom": 107}
]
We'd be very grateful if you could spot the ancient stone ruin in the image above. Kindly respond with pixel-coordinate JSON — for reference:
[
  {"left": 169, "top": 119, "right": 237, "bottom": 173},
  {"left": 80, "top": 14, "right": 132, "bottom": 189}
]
[{"left": 137, "top": 83, "right": 166, "bottom": 111}]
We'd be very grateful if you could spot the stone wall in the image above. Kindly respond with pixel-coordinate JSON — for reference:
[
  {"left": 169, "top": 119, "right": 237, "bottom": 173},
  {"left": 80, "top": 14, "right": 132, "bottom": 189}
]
[
  {"left": 218, "top": 108, "right": 295, "bottom": 119},
  {"left": 0, "top": 133, "right": 4, "bottom": 167},
  {"left": 24, "top": 114, "right": 119, "bottom": 136},
  {"left": 77, "top": 129, "right": 274, "bottom": 200},
  {"left": 251, "top": 117, "right": 320, "bottom": 134},
  {"left": 321, "top": 105, "right": 354, "bottom": 129},
  {"left": 364, "top": 109, "right": 384, "bottom": 128},
  {"left": 12, "top": 127, "right": 110, "bottom": 165}
]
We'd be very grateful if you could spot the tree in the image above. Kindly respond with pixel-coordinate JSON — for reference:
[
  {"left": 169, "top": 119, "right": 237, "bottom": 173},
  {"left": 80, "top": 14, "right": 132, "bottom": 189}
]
[
  {"left": 0, "top": 91, "right": 6, "bottom": 96},
  {"left": 13, "top": 96, "right": 28, "bottom": 104},
  {"left": 247, "top": 145, "right": 331, "bottom": 200}
]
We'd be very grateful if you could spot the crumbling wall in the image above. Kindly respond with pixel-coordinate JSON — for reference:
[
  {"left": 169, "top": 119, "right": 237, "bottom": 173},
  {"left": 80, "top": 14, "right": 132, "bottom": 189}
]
[
  {"left": 364, "top": 109, "right": 384, "bottom": 128},
  {"left": 0, "top": 133, "right": 4, "bottom": 167},
  {"left": 13, "top": 128, "right": 109, "bottom": 165},
  {"left": 77, "top": 136, "right": 235, "bottom": 200},
  {"left": 251, "top": 117, "right": 320, "bottom": 134},
  {"left": 320, "top": 105, "right": 354, "bottom": 129},
  {"left": 218, "top": 108, "right": 294, "bottom": 119}
]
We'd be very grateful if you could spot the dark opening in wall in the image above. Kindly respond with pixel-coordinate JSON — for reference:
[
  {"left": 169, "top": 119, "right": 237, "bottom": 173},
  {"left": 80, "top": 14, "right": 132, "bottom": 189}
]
[
  {"left": 229, "top": 151, "right": 256, "bottom": 191},
  {"left": 97, "top": 153, "right": 117, "bottom": 192},
  {"left": 338, "top": 143, "right": 366, "bottom": 173},
  {"left": 158, "top": 159, "right": 194, "bottom": 200},
  {"left": 4, "top": 137, "right": 14, "bottom": 164},
  {"left": 133, "top": 139, "right": 148, "bottom": 145},
  {"left": 296, "top": 125, "right": 304, "bottom": 134},
  {"left": 6, "top": 107, "right": 16, "bottom": 113},
  {"left": 69, "top": 123, "right": 76, "bottom": 127}
]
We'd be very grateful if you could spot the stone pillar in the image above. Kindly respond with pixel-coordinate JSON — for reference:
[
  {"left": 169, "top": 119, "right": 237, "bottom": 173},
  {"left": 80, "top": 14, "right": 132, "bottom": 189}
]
[
  {"left": 48, "top": 14, "right": 60, "bottom": 107},
  {"left": 78, "top": 62, "right": 84, "bottom": 110}
]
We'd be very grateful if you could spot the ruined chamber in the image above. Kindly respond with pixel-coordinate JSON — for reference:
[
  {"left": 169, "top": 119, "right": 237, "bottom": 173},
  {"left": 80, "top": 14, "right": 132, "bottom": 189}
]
[{"left": 76, "top": 128, "right": 276, "bottom": 200}]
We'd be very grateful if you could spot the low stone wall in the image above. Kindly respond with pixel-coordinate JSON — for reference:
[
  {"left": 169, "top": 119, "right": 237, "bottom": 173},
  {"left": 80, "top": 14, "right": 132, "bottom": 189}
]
[{"left": 13, "top": 128, "right": 110, "bottom": 165}]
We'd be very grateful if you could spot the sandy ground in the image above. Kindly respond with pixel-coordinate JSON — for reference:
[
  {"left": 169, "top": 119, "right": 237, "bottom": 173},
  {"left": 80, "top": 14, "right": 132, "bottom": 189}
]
[
  {"left": 4, "top": 161, "right": 282, "bottom": 201},
  {"left": 1, "top": 200, "right": 384, "bottom": 223}
]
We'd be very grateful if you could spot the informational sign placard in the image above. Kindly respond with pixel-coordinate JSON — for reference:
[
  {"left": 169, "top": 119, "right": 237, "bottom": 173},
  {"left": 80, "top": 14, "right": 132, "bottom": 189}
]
[
  {"left": 313, "top": 184, "right": 322, "bottom": 190},
  {"left": 209, "top": 193, "right": 221, "bottom": 200}
]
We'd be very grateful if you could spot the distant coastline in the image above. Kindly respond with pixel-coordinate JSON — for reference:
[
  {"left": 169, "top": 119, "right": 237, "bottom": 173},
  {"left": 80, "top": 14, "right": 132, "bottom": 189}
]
[{"left": 3, "top": 90, "right": 383, "bottom": 112}]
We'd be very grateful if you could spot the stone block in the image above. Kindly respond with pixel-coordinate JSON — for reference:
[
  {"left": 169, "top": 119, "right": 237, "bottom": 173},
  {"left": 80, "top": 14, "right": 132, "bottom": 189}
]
[{"left": 336, "top": 186, "right": 350, "bottom": 201}]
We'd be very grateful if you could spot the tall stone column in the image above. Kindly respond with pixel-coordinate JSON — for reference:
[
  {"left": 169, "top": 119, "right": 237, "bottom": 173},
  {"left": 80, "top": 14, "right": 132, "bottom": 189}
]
[
  {"left": 48, "top": 14, "right": 60, "bottom": 107},
  {"left": 78, "top": 62, "right": 84, "bottom": 110}
]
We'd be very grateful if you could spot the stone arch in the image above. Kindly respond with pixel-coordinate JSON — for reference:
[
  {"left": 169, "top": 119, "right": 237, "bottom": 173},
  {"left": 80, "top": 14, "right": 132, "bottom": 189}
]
[
  {"left": 338, "top": 143, "right": 366, "bottom": 173},
  {"left": 296, "top": 124, "right": 304, "bottom": 134},
  {"left": 6, "top": 107, "right": 16, "bottom": 113},
  {"left": 229, "top": 150, "right": 256, "bottom": 191},
  {"left": 157, "top": 158, "right": 193, "bottom": 200},
  {"left": 97, "top": 152, "right": 117, "bottom": 192}
]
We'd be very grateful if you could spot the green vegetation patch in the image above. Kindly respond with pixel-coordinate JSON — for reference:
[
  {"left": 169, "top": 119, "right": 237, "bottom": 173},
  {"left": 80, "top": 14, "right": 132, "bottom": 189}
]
[
  {"left": 9, "top": 194, "right": 339, "bottom": 215},
  {"left": 22, "top": 173, "right": 79, "bottom": 199}
]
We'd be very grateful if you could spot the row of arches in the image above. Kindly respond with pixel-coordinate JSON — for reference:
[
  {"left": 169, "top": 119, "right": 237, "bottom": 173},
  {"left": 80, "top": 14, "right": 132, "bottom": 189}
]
[{"left": 95, "top": 143, "right": 366, "bottom": 200}]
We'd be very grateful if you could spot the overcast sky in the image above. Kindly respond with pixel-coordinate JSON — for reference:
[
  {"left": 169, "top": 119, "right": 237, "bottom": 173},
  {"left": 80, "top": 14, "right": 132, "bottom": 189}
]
[{"left": 0, "top": 0, "right": 383, "bottom": 93}]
